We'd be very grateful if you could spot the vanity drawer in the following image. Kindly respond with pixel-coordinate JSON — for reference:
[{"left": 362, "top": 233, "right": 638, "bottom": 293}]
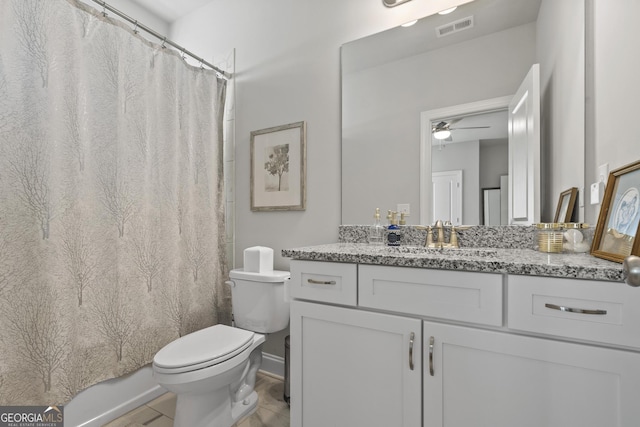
[
  {"left": 508, "top": 275, "right": 640, "bottom": 349},
  {"left": 289, "top": 260, "right": 357, "bottom": 306},
  {"left": 359, "top": 265, "right": 503, "bottom": 326}
]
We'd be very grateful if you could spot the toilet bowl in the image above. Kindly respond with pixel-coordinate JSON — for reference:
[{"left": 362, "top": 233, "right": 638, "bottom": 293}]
[
  {"left": 153, "top": 324, "right": 266, "bottom": 427},
  {"left": 152, "top": 248, "right": 289, "bottom": 427}
]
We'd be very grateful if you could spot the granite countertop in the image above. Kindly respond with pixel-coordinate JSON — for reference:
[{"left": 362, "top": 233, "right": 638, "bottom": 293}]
[{"left": 282, "top": 243, "right": 625, "bottom": 283}]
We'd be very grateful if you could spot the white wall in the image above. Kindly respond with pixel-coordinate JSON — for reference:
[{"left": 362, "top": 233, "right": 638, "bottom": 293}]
[
  {"left": 536, "top": 0, "right": 585, "bottom": 222},
  {"left": 100, "top": 0, "right": 170, "bottom": 35},
  {"left": 588, "top": 0, "right": 640, "bottom": 224}
]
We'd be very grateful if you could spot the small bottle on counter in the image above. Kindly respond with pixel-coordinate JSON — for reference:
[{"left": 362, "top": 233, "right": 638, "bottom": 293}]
[
  {"left": 368, "top": 208, "right": 384, "bottom": 245},
  {"left": 386, "top": 210, "right": 402, "bottom": 246}
]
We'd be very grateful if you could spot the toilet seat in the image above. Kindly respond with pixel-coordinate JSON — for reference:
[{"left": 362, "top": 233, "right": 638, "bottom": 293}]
[{"left": 153, "top": 324, "right": 255, "bottom": 374}]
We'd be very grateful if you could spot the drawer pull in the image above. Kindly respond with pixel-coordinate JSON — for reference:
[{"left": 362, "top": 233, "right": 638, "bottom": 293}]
[
  {"left": 544, "top": 303, "right": 607, "bottom": 315},
  {"left": 307, "top": 278, "right": 337, "bottom": 285},
  {"left": 429, "top": 336, "right": 435, "bottom": 376},
  {"left": 409, "top": 332, "right": 415, "bottom": 371}
]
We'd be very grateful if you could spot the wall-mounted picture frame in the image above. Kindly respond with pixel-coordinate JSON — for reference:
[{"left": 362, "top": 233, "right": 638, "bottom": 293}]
[
  {"left": 250, "top": 121, "right": 306, "bottom": 211},
  {"left": 591, "top": 160, "right": 640, "bottom": 263},
  {"left": 553, "top": 187, "right": 578, "bottom": 223}
]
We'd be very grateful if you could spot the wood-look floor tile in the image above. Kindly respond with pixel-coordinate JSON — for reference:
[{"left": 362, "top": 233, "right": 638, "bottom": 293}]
[
  {"left": 145, "top": 415, "right": 174, "bottom": 427},
  {"left": 106, "top": 371, "right": 289, "bottom": 427},
  {"left": 237, "top": 407, "right": 289, "bottom": 427},
  {"left": 146, "top": 392, "right": 177, "bottom": 419}
]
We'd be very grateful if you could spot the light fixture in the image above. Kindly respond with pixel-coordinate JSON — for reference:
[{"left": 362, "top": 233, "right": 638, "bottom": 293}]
[
  {"left": 401, "top": 20, "right": 418, "bottom": 27},
  {"left": 433, "top": 129, "right": 451, "bottom": 140},
  {"left": 438, "top": 6, "right": 457, "bottom": 15}
]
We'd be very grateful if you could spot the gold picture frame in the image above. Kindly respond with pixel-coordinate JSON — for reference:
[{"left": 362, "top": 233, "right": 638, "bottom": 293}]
[
  {"left": 250, "top": 121, "right": 306, "bottom": 211},
  {"left": 553, "top": 187, "right": 578, "bottom": 223},
  {"left": 591, "top": 160, "right": 640, "bottom": 263}
]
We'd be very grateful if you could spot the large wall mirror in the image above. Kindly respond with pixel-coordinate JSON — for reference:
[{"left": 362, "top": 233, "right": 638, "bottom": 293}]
[{"left": 341, "top": 0, "right": 584, "bottom": 226}]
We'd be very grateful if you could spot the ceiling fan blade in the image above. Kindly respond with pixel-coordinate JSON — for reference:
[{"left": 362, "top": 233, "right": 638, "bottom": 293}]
[
  {"left": 449, "top": 126, "right": 491, "bottom": 130},
  {"left": 432, "top": 121, "right": 450, "bottom": 131}
]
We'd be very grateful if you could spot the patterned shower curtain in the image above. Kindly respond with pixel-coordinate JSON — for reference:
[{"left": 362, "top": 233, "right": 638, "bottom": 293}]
[{"left": 0, "top": 0, "right": 230, "bottom": 405}]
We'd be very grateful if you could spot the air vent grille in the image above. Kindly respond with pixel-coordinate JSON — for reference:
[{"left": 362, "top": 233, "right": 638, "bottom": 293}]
[{"left": 436, "top": 16, "right": 474, "bottom": 38}]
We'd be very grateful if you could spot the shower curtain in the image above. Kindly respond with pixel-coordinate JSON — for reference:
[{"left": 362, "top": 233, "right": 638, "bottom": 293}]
[{"left": 0, "top": 0, "right": 230, "bottom": 405}]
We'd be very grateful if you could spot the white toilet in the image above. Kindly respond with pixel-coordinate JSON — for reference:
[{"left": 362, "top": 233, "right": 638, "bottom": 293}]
[{"left": 152, "top": 247, "right": 290, "bottom": 427}]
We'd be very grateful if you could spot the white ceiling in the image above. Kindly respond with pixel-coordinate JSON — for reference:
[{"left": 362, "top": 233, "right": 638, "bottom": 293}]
[
  {"left": 343, "top": 0, "right": 542, "bottom": 73},
  {"left": 129, "top": 0, "right": 211, "bottom": 23}
]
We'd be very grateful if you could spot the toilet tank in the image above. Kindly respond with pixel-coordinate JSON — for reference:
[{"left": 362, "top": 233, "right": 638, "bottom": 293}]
[{"left": 227, "top": 269, "right": 290, "bottom": 333}]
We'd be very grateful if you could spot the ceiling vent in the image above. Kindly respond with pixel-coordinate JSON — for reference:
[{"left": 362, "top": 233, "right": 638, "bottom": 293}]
[{"left": 435, "top": 16, "right": 474, "bottom": 38}]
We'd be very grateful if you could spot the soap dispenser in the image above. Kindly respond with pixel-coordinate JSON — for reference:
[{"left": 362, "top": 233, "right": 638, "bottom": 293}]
[
  {"left": 386, "top": 210, "right": 402, "bottom": 246},
  {"left": 368, "top": 208, "right": 384, "bottom": 245}
]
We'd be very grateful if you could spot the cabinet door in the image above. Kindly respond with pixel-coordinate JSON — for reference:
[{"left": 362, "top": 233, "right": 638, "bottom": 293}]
[
  {"left": 291, "top": 301, "right": 422, "bottom": 427},
  {"left": 423, "top": 321, "right": 640, "bottom": 427}
]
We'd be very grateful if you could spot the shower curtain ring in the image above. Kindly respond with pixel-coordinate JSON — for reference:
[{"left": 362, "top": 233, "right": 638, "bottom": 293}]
[
  {"left": 161, "top": 38, "right": 167, "bottom": 49},
  {"left": 133, "top": 21, "right": 139, "bottom": 34},
  {"left": 181, "top": 48, "right": 186, "bottom": 61},
  {"left": 101, "top": 2, "right": 107, "bottom": 17}
]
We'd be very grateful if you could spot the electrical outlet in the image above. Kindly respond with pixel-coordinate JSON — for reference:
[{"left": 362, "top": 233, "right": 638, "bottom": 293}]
[{"left": 397, "top": 203, "right": 410, "bottom": 216}]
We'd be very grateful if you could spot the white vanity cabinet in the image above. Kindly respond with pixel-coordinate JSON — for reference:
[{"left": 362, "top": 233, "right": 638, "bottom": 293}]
[
  {"left": 290, "top": 300, "right": 422, "bottom": 427},
  {"left": 289, "top": 259, "right": 640, "bottom": 427},
  {"left": 423, "top": 321, "right": 640, "bottom": 426}
]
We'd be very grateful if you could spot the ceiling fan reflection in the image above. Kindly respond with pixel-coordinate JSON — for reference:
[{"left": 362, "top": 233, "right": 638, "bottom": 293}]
[{"left": 431, "top": 120, "right": 490, "bottom": 141}]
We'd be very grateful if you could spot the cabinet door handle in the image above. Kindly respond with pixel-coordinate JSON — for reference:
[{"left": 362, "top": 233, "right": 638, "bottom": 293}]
[
  {"left": 307, "top": 278, "right": 337, "bottom": 285},
  {"left": 409, "top": 332, "right": 415, "bottom": 371},
  {"left": 429, "top": 336, "right": 435, "bottom": 376},
  {"left": 544, "top": 303, "right": 607, "bottom": 315}
]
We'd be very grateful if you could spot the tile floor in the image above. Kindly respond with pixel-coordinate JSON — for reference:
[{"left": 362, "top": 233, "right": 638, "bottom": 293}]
[{"left": 103, "top": 372, "right": 289, "bottom": 427}]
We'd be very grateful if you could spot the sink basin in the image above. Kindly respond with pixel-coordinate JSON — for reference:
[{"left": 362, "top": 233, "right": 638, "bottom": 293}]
[{"left": 371, "top": 245, "right": 498, "bottom": 257}]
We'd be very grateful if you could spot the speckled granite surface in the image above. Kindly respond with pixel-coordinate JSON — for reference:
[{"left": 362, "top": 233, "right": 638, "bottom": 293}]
[
  {"left": 282, "top": 241, "right": 624, "bottom": 283},
  {"left": 338, "top": 224, "right": 595, "bottom": 249}
]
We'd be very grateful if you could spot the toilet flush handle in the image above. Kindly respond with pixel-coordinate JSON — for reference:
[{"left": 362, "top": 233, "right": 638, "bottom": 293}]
[{"left": 225, "top": 280, "right": 236, "bottom": 288}]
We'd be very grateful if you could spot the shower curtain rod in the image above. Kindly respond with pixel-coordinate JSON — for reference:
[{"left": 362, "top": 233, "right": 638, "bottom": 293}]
[{"left": 90, "top": 0, "right": 231, "bottom": 80}]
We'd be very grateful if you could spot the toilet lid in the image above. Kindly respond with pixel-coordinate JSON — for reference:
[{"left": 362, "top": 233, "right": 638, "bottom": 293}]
[
  {"left": 153, "top": 324, "right": 254, "bottom": 373},
  {"left": 229, "top": 268, "right": 290, "bottom": 282}
]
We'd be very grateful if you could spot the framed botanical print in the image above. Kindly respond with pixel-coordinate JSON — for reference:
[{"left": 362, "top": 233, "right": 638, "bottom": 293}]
[{"left": 250, "top": 121, "right": 306, "bottom": 211}]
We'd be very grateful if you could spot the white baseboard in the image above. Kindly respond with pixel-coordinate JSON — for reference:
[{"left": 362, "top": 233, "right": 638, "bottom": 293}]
[
  {"left": 260, "top": 352, "right": 285, "bottom": 379},
  {"left": 65, "top": 366, "right": 165, "bottom": 427}
]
